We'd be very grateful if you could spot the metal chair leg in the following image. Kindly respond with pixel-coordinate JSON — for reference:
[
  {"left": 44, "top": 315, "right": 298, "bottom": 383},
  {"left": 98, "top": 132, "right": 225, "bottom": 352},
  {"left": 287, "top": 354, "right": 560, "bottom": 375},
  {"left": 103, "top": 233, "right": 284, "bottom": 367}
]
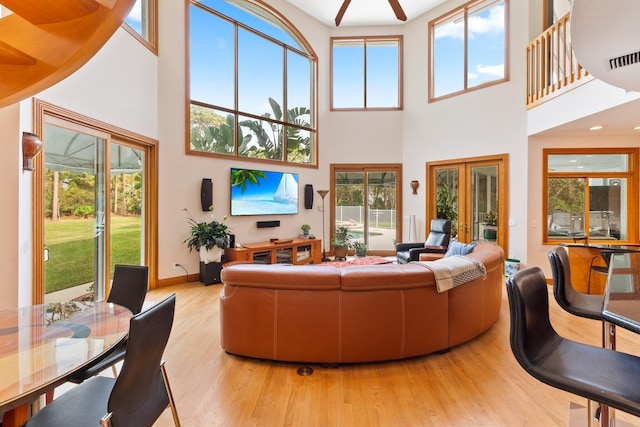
[{"left": 161, "top": 361, "right": 181, "bottom": 427}]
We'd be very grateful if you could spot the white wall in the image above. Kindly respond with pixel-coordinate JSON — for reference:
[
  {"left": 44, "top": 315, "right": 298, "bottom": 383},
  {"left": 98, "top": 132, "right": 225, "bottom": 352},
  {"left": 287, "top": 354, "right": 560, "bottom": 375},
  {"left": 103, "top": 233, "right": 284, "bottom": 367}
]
[
  {"left": 36, "top": 29, "right": 158, "bottom": 137},
  {"left": 0, "top": 104, "right": 21, "bottom": 308},
  {"left": 397, "top": 0, "right": 530, "bottom": 261}
]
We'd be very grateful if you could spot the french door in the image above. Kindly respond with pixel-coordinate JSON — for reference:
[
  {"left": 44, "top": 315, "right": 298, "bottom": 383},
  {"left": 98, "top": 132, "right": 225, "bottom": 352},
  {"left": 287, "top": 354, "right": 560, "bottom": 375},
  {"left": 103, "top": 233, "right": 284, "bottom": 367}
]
[
  {"left": 427, "top": 155, "right": 508, "bottom": 252},
  {"left": 33, "top": 101, "right": 157, "bottom": 304}
]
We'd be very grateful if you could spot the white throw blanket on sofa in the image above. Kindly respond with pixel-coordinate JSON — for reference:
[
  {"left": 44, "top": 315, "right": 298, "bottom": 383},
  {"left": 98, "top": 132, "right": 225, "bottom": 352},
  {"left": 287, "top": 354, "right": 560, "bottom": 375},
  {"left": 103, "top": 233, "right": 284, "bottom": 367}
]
[{"left": 416, "top": 255, "right": 487, "bottom": 292}]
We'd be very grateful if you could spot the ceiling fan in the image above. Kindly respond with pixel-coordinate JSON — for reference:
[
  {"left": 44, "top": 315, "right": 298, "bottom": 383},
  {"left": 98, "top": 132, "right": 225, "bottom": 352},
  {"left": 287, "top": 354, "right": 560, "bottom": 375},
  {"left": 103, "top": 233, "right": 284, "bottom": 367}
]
[{"left": 335, "top": 0, "right": 407, "bottom": 26}]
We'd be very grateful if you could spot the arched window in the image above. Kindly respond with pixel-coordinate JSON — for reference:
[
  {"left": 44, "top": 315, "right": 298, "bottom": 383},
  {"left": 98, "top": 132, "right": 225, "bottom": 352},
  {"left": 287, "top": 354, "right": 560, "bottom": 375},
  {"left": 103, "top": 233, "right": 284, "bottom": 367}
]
[{"left": 189, "top": 0, "right": 317, "bottom": 166}]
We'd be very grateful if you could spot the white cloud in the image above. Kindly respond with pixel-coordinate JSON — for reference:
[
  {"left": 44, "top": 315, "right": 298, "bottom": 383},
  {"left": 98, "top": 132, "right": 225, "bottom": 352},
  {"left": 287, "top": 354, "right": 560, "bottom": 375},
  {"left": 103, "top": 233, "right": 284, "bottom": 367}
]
[
  {"left": 468, "top": 64, "right": 504, "bottom": 81},
  {"left": 126, "top": 1, "right": 142, "bottom": 24},
  {"left": 469, "top": 5, "right": 504, "bottom": 39},
  {"left": 476, "top": 64, "right": 504, "bottom": 77},
  {"left": 436, "top": 4, "right": 504, "bottom": 40},
  {"left": 434, "top": 18, "right": 464, "bottom": 40}
]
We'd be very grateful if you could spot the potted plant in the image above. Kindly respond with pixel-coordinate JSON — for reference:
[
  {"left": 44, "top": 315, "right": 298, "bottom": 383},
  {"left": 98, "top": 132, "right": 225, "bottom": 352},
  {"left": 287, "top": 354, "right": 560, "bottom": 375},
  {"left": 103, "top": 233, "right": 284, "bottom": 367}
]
[
  {"left": 436, "top": 182, "right": 458, "bottom": 237},
  {"left": 352, "top": 241, "right": 368, "bottom": 258},
  {"left": 301, "top": 223, "right": 311, "bottom": 237},
  {"left": 484, "top": 210, "right": 497, "bottom": 226},
  {"left": 184, "top": 208, "right": 230, "bottom": 264},
  {"left": 332, "top": 225, "right": 351, "bottom": 260},
  {"left": 483, "top": 210, "right": 497, "bottom": 241}
]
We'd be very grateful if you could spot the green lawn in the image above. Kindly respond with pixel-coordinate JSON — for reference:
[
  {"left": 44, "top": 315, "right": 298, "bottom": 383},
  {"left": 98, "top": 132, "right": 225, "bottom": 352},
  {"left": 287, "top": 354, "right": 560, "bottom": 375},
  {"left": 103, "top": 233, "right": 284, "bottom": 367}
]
[{"left": 45, "top": 216, "right": 141, "bottom": 294}]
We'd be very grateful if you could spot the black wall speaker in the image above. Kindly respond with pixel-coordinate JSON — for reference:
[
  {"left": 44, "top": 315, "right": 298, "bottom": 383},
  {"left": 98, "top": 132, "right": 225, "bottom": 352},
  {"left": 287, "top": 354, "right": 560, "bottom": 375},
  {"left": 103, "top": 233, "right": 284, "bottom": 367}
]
[
  {"left": 228, "top": 234, "right": 236, "bottom": 248},
  {"left": 257, "top": 220, "right": 280, "bottom": 228},
  {"left": 304, "top": 184, "right": 314, "bottom": 209},
  {"left": 201, "top": 178, "right": 213, "bottom": 211}
]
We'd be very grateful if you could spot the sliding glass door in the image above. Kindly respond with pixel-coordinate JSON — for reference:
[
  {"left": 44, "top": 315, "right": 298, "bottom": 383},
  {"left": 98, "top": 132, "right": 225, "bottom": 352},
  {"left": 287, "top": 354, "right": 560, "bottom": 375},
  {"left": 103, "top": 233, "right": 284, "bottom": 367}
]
[
  {"left": 39, "top": 117, "right": 147, "bottom": 304},
  {"left": 331, "top": 164, "right": 402, "bottom": 254}
]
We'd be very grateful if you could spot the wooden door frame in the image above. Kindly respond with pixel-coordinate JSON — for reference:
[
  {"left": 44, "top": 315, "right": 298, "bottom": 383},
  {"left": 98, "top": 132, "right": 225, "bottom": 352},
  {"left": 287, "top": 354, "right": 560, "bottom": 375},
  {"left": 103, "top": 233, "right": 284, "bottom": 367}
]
[
  {"left": 32, "top": 99, "right": 159, "bottom": 304},
  {"left": 330, "top": 163, "right": 403, "bottom": 256},
  {"left": 426, "top": 154, "right": 509, "bottom": 254}
]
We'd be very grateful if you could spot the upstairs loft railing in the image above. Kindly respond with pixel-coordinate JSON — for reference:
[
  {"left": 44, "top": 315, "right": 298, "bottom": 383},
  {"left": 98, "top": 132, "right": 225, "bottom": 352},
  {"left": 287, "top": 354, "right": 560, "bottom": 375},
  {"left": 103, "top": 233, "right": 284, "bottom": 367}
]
[{"left": 526, "top": 13, "right": 593, "bottom": 109}]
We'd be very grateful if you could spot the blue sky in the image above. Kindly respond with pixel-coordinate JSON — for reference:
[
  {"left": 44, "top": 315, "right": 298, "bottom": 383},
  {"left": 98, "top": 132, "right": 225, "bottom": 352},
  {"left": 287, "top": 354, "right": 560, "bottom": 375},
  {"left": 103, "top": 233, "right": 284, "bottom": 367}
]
[
  {"left": 433, "top": 2, "right": 505, "bottom": 97},
  {"left": 191, "top": 0, "right": 310, "bottom": 117},
  {"left": 124, "top": 0, "right": 142, "bottom": 34}
]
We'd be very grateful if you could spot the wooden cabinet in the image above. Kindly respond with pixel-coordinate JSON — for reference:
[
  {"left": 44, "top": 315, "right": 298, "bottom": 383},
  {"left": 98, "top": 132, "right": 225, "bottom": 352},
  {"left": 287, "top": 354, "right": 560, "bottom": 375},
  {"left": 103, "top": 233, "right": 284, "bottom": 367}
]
[{"left": 225, "top": 238, "right": 322, "bottom": 265}]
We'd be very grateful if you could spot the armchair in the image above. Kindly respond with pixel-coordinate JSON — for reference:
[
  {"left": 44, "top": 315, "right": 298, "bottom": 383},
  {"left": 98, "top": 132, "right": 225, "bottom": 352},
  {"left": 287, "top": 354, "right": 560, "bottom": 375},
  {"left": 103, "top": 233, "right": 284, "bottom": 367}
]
[{"left": 396, "top": 218, "right": 452, "bottom": 264}]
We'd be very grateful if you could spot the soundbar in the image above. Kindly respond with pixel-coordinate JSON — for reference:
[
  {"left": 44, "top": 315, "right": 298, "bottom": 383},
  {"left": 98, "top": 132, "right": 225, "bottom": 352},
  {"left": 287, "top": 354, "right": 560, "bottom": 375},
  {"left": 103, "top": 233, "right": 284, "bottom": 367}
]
[{"left": 257, "top": 220, "right": 280, "bottom": 228}]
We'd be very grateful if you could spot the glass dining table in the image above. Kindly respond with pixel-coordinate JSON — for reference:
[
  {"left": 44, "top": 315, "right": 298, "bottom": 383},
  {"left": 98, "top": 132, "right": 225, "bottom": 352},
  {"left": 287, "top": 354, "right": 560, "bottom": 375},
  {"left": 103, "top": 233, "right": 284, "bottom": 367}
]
[
  {"left": 603, "top": 251, "right": 640, "bottom": 336},
  {"left": 0, "top": 300, "right": 132, "bottom": 427},
  {"left": 600, "top": 251, "right": 640, "bottom": 427}
]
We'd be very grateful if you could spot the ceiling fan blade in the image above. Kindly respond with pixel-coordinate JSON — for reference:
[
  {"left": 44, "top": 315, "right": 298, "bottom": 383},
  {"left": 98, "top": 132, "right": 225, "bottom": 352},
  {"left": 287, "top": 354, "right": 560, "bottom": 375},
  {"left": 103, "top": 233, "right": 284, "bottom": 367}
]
[
  {"left": 335, "top": 0, "right": 352, "bottom": 26},
  {"left": 388, "top": 0, "right": 407, "bottom": 21}
]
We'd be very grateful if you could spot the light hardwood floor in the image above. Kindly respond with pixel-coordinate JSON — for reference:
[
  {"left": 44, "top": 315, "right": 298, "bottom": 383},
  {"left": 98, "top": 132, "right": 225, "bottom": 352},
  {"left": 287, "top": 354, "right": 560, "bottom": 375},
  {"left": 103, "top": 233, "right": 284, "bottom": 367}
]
[{"left": 148, "top": 280, "right": 640, "bottom": 426}]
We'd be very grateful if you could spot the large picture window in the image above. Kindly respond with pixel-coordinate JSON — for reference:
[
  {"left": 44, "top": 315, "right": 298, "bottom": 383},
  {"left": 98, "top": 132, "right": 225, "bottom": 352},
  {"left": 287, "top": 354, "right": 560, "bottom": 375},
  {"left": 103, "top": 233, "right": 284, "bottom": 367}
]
[
  {"left": 189, "top": 0, "right": 317, "bottom": 166},
  {"left": 429, "top": 0, "right": 508, "bottom": 101},
  {"left": 331, "top": 36, "right": 403, "bottom": 110},
  {"left": 544, "top": 149, "right": 639, "bottom": 243}
]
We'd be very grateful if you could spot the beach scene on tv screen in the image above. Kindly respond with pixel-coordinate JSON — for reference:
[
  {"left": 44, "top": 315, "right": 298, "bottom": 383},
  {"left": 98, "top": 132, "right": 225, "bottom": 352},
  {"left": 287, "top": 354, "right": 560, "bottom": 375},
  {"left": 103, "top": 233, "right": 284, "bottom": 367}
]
[{"left": 231, "top": 169, "right": 299, "bottom": 215}]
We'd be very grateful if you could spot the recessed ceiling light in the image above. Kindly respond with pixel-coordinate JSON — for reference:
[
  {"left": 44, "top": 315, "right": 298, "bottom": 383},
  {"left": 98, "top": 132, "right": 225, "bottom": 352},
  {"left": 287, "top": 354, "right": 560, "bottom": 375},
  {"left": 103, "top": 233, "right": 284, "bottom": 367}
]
[
  {"left": 634, "top": 126, "right": 640, "bottom": 130},
  {"left": 589, "top": 125, "right": 603, "bottom": 131}
]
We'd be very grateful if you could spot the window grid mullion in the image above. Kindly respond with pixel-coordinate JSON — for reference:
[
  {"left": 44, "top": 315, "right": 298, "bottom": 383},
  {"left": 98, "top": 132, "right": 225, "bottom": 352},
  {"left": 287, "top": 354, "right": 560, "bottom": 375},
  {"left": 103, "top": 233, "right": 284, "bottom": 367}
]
[{"left": 363, "top": 39, "right": 368, "bottom": 109}]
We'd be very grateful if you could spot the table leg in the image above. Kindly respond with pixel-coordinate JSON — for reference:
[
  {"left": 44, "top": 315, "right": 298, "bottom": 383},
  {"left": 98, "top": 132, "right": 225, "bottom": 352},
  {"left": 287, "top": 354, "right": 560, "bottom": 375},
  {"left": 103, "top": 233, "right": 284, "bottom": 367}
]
[
  {"left": 2, "top": 403, "right": 29, "bottom": 427},
  {"left": 600, "top": 321, "right": 618, "bottom": 427}
]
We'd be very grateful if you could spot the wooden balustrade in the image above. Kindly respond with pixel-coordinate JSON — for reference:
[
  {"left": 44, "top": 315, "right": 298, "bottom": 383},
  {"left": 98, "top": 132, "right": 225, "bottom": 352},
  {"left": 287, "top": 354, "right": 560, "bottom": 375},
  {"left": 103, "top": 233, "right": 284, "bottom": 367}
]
[{"left": 526, "top": 13, "right": 592, "bottom": 109}]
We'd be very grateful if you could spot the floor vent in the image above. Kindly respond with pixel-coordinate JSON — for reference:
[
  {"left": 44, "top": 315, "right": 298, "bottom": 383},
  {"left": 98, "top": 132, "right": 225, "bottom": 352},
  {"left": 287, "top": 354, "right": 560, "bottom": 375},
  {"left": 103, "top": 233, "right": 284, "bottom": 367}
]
[{"left": 608, "top": 51, "right": 640, "bottom": 70}]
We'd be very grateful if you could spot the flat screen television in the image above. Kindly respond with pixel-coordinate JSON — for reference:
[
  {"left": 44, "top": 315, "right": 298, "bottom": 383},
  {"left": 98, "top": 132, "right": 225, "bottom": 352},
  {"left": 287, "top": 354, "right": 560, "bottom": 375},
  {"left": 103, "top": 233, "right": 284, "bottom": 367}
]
[{"left": 230, "top": 168, "right": 299, "bottom": 216}]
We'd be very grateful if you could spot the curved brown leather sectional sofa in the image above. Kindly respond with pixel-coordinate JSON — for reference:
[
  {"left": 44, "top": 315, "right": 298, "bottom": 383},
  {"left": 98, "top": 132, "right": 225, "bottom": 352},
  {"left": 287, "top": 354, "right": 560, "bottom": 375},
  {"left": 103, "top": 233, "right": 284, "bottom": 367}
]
[{"left": 219, "top": 242, "right": 505, "bottom": 363}]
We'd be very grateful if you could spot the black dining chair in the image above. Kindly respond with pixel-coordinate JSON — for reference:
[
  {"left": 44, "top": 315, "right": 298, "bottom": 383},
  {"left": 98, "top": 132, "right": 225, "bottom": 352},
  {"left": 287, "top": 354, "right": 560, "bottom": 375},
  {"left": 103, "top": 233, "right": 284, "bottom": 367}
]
[
  {"left": 547, "top": 246, "right": 604, "bottom": 320},
  {"left": 547, "top": 246, "right": 607, "bottom": 346},
  {"left": 68, "top": 264, "right": 149, "bottom": 383},
  {"left": 26, "top": 293, "right": 180, "bottom": 427},
  {"left": 506, "top": 267, "right": 640, "bottom": 422}
]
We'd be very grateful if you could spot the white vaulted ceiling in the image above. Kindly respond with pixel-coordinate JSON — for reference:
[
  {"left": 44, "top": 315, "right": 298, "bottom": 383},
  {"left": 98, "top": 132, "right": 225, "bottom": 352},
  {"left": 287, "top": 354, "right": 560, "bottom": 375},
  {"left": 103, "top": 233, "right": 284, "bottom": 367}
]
[{"left": 284, "top": 0, "right": 447, "bottom": 27}]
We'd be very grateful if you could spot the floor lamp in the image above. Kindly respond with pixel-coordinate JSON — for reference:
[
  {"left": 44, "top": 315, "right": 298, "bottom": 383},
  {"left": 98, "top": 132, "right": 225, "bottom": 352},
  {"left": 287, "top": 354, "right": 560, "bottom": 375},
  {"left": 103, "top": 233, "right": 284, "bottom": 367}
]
[{"left": 317, "top": 190, "right": 330, "bottom": 262}]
